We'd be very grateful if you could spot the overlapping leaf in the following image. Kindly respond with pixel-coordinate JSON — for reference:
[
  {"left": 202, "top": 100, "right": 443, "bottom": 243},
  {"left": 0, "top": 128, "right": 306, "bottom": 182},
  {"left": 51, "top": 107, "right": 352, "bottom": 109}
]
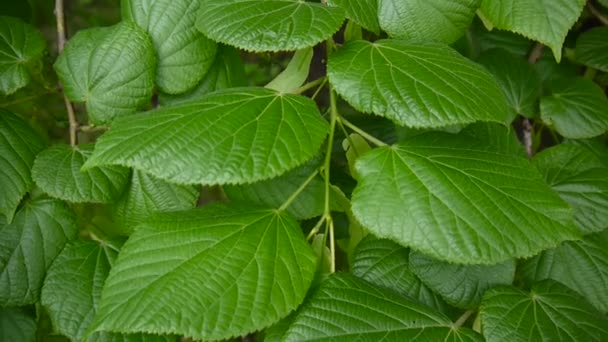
[
  {"left": 196, "top": 0, "right": 345, "bottom": 52},
  {"left": 481, "top": 280, "right": 608, "bottom": 341},
  {"left": 0, "top": 308, "right": 36, "bottom": 342},
  {"left": 32, "top": 144, "right": 130, "bottom": 204},
  {"left": 0, "top": 110, "right": 45, "bottom": 222},
  {"left": 83, "top": 88, "right": 329, "bottom": 185},
  {"left": 327, "top": 39, "right": 511, "bottom": 128},
  {"left": 575, "top": 27, "right": 608, "bottom": 72},
  {"left": 89, "top": 204, "right": 316, "bottom": 341},
  {"left": 54, "top": 21, "right": 155, "bottom": 125},
  {"left": 565, "top": 138, "right": 608, "bottom": 168},
  {"left": 351, "top": 132, "right": 579, "bottom": 264},
  {"left": 327, "top": 0, "right": 379, "bottom": 34},
  {"left": 123, "top": 0, "right": 217, "bottom": 94}
]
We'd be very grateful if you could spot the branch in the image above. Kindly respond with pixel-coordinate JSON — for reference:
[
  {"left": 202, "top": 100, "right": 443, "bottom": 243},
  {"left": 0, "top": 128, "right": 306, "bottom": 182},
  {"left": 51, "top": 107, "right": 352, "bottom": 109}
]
[
  {"left": 522, "top": 43, "right": 544, "bottom": 157},
  {"left": 588, "top": 2, "right": 608, "bottom": 26},
  {"left": 55, "top": 0, "right": 78, "bottom": 146}
]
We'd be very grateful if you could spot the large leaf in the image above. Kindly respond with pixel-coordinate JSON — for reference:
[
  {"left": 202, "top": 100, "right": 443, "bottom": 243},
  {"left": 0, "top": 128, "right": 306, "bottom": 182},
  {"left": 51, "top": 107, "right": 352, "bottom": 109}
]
[
  {"left": 409, "top": 251, "right": 515, "bottom": 309},
  {"left": 54, "top": 21, "right": 155, "bottom": 125},
  {"left": 327, "top": 0, "right": 379, "bottom": 34},
  {"left": 89, "top": 204, "right": 316, "bottom": 341},
  {"left": 0, "top": 16, "right": 45, "bottom": 95},
  {"left": 0, "top": 308, "right": 36, "bottom": 342},
  {"left": 83, "top": 88, "right": 329, "bottom": 185},
  {"left": 534, "top": 144, "right": 608, "bottom": 234},
  {"left": 565, "top": 138, "right": 608, "bottom": 168},
  {"left": 0, "top": 110, "right": 45, "bottom": 222},
  {"left": 477, "top": 49, "right": 541, "bottom": 119},
  {"left": 351, "top": 132, "right": 579, "bottom": 264},
  {"left": 460, "top": 122, "right": 526, "bottom": 157},
  {"left": 111, "top": 170, "right": 199, "bottom": 234},
  {"left": 478, "top": 0, "right": 585, "bottom": 62},
  {"left": 32, "top": 144, "right": 130, "bottom": 204},
  {"left": 196, "top": 0, "right": 344, "bottom": 52},
  {"left": 480, "top": 280, "right": 608, "bottom": 341},
  {"left": 520, "top": 230, "right": 608, "bottom": 313},
  {"left": 378, "top": 0, "right": 479, "bottom": 43},
  {"left": 540, "top": 77, "right": 608, "bottom": 139},
  {"left": 282, "top": 274, "right": 483, "bottom": 341},
  {"left": 351, "top": 237, "right": 447, "bottom": 313},
  {"left": 575, "top": 27, "right": 608, "bottom": 72},
  {"left": 0, "top": 199, "right": 78, "bottom": 306},
  {"left": 327, "top": 39, "right": 511, "bottom": 128},
  {"left": 122, "top": 0, "right": 217, "bottom": 94}
]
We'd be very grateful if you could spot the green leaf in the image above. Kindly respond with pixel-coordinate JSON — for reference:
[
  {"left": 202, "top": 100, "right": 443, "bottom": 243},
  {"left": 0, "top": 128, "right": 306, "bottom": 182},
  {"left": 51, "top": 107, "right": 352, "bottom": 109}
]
[
  {"left": 196, "top": 0, "right": 345, "bottom": 52},
  {"left": 351, "top": 132, "right": 579, "bottom": 264},
  {"left": 90, "top": 204, "right": 316, "bottom": 341},
  {"left": 282, "top": 274, "right": 483, "bottom": 341},
  {"left": 122, "top": 0, "right": 217, "bottom": 94},
  {"left": 409, "top": 251, "right": 515, "bottom": 309},
  {"left": 32, "top": 144, "right": 130, "bottom": 204},
  {"left": 111, "top": 170, "right": 199, "bottom": 234},
  {"left": 575, "top": 27, "right": 608, "bottom": 72},
  {"left": 0, "top": 110, "right": 45, "bottom": 222},
  {"left": 460, "top": 122, "right": 526, "bottom": 157},
  {"left": 0, "top": 308, "right": 36, "bottom": 342},
  {"left": 520, "top": 230, "right": 608, "bottom": 313},
  {"left": 564, "top": 138, "right": 608, "bottom": 168},
  {"left": 0, "top": 199, "right": 78, "bottom": 306},
  {"left": 540, "top": 77, "right": 608, "bottom": 139},
  {"left": 534, "top": 144, "right": 608, "bottom": 234},
  {"left": 480, "top": 280, "right": 608, "bottom": 341},
  {"left": 472, "top": 21, "right": 533, "bottom": 58},
  {"left": 54, "top": 21, "right": 156, "bottom": 125},
  {"left": 478, "top": 0, "right": 585, "bottom": 62},
  {"left": 378, "top": 0, "right": 479, "bottom": 43},
  {"left": 158, "top": 45, "right": 247, "bottom": 106},
  {"left": 83, "top": 88, "right": 329, "bottom": 185},
  {"left": 351, "top": 237, "right": 447, "bottom": 313},
  {"left": 266, "top": 48, "right": 313, "bottom": 93},
  {"left": 0, "top": 16, "right": 45, "bottom": 95},
  {"left": 477, "top": 49, "right": 541, "bottom": 119},
  {"left": 327, "top": 0, "right": 379, "bottom": 34},
  {"left": 327, "top": 39, "right": 511, "bottom": 128}
]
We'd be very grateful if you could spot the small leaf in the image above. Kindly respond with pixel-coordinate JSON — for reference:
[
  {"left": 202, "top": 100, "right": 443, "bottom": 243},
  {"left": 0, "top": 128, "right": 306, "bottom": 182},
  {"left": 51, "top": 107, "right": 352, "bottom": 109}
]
[
  {"left": 0, "top": 199, "right": 78, "bottom": 306},
  {"left": 282, "top": 273, "right": 483, "bottom": 341},
  {"left": 327, "top": 39, "right": 511, "bottom": 128},
  {"left": 32, "top": 144, "right": 130, "bottom": 204},
  {"left": 54, "top": 21, "right": 156, "bottom": 125},
  {"left": 409, "top": 251, "right": 515, "bottom": 309},
  {"left": 520, "top": 230, "right": 608, "bottom": 313},
  {"left": 0, "top": 110, "right": 45, "bottom": 222},
  {"left": 351, "top": 132, "right": 579, "bottom": 264},
  {"left": 540, "top": 77, "right": 608, "bottom": 139},
  {"left": 90, "top": 204, "right": 316, "bottom": 341},
  {"left": 0, "top": 308, "right": 36, "bottom": 342},
  {"left": 378, "top": 0, "right": 479, "bottom": 43},
  {"left": 266, "top": 48, "right": 313, "bottom": 93},
  {"left": 84, "top": 88, "right": 329, "bottom": 185},
  {"left": 575, "top": 27, "right": 608, "bottom": 72},
  {"left": 327, "top": 0, "right": 379, "bottom": 34},
  {"left": 0, "top": 16, "right": 46, "bottom": 95},
  {"left": 534, "top": 144, "right": 608, "bottom": 234},
  {"left": 480, "top": 280, "right": 608, "bottom": 341},
  {"left": 122, "top": 0, "right": 217, "bottom": 94},
  {"left": 478, "top": 0, "right": 585, "bottom": 61}
]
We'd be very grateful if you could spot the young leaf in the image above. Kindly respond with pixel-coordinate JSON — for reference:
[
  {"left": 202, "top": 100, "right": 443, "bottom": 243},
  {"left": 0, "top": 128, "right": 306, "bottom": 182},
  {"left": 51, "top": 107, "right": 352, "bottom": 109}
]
[
  {"left": 0, "top": 110, "right": 45, "bottom": 222},
  {"left": 534, "top": 144, "right": 608, "bottom": 234},
  {"left": 0, "top": 16, "right": 46, "bottom": 95},
  {"left": 378, "top": 0, "right": 479, "bottom": 43},
  {"left": 0, "top": 199, "right": 78, "bottom": 306},
  {"left": 327, "top": 0, "right": 379, "bottom": 34},
  {"left": 122, "top": 0, "right": 217, "bottom": 94},
  {"left": 409, "top": 251, "right": 515, "bottom": 309},
  {"left": 480, "top": 280, "right": 608, "bottom": 341},
  {"left": 0, "top": 308, "right": 36, "bottom": 342},
  {"left": 575, "top": 26, "right": 608, "bottom": 72},
  {"left": 520, "top": 230, "right": 608, "bottom": 313},
  {"left": 32, "top": 144, "right": 130, "bottom": 204},
  {"left": 327, "top": 39, "right": 511, "bottom": 128},
  {"left": 351, "top": 132, "right": 579, "bottom": 264},
  {"left": 196, "top": 0, "right": 345, "bottom": 52},
  {"left": 83, "top": 88, "right": 329, "bottom": 185},
  {"left": 111, "top": 170, "right": 199, "bottom": 234},
  {"left": 282, "top": 274, "right": 483, "bottom": 341},
  {"left": 351, "top": 237, "right": 448, "bottom": 313},
  {"left": 89, "top": 204, "right": 316, "bottom": 341},
  {"left": 266, "top": 48, "right": 313, "bottom": 94},
  {"left": 478, "top": 0, "right": 585, "bottom": 62},
  {"left": 54, "top": 21, "right": 156, "bottom": 125},
  {"left": 540, "top": 77, "right": 608, "bottom": 139}
]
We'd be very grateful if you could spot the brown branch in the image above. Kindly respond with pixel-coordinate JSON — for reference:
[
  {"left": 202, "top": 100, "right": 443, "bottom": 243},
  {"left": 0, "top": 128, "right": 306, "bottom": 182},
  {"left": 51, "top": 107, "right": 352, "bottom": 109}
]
[
  {"left": 588, "top": 2, "right": 608, "bottom": 26},
  {"left": 521, "top": 43, "right": 545, "bottom": 157}
]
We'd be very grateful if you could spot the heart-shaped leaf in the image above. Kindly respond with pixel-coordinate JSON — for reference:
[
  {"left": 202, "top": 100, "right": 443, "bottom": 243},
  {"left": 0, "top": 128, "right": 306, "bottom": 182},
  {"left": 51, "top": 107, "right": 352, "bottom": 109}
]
[
  {"left": 327, "top": 0, "right": 379, "bottom": 34},
  {"left": 575, "top": 26, "right": 608, "bottom": 72}
]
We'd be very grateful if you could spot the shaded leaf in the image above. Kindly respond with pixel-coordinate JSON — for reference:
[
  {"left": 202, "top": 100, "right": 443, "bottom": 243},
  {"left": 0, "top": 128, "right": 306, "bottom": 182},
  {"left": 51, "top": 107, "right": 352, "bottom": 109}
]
[
  {"left": 460, "top": 122, "right": 526, "bottom": 157},
  {"left": 575, "top": 26, "right": 608, "bottom": 72},
  {"left": 266, "top": 48, "right": 313, "bottom": 94},
  {"left": 564, "top": 138, "right": 608, "bottom": 168},
  {"left": 0, "top": 308, "right": 36, "bottom": 342},
  {"left": 327, "top": 0, "right": 379, "bottom": 34}
]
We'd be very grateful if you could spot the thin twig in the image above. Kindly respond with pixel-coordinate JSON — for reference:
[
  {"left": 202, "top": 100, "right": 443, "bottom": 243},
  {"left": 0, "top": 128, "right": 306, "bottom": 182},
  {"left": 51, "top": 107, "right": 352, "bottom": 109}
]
[
  {"left": 338, "top": 116, "right": 387, "bottom": 147},
  {"left": 522, "top": 44, "right": 544, "bottom": 157},
  {"left": 453, "top": 310, "right": 475, "bottom": 328},
  {"left": 527, "top": 43, "right": 544, "bottom": 64},
  {"left": 278, "top": 169, "right": 319, "bottom": 212},
  {"left": 55, "top": 0, "right": 78, "bottom": 146},
  {"left": 294, "top": 77, "right": 326, "bottom": 95},
  {"left": 588, "top": 2, "right": 608, "bottom": 26}
]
